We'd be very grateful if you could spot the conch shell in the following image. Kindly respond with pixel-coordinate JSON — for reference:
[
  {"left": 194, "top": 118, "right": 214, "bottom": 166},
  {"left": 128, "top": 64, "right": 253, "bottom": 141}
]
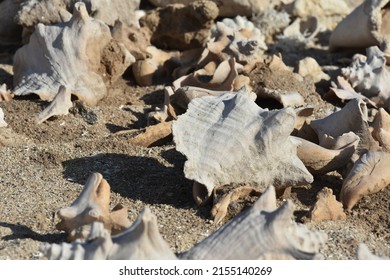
[
  {"left": 172, "top": 89, "right": 313, "bottom": 205},
  {"left": 371, "top": 107, "right": 390, "bottom": 150},
  {"left": 56, "top": 172, "right": 131, "bottom": 241},
  {"left": 13, "top": 2, "right": 132, "bottom": 106},
  {"left": 340, "top": 151, "right": 390, "bottom": 210},
  {"left": 329, "top": 0, "right": 390, "bottom": 51}
]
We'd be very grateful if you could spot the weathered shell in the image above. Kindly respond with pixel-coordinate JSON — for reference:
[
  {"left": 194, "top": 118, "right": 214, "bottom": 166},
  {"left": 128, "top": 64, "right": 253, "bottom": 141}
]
[
  {"left": 0, "top": 107, "right": 7, "bottom": 127},
  {"left": 0, "top": 83, "right": 14, "bottom": 102},
  {"left": 147, "top": 0, "right": 271, "bottom": 17},
  {"left": 340, "top": 151, "right": 390, "bottom": 210},
  {"left": 307, "top": 187, "right": 346, "bottom": 222},
  {"left": 180, "top": 186, "right": 327, "bottom": 260},
  {"left": 310, "top": 99, "right": 378, "bottom": 153},
  {"left": 371, "top": 108, "right": 390, "bottom": 150},
  {"left": 172, "top": 89, "right": 313, "bottom": 205},
  {"left": 13, "top": 2, "right": 133, "bottom": 106},
  {"left": 297, "top": 57, "right": 330, "bottom": 83},
  {"left": 294, "top": 135, "right": 358, "bottom": 175},
  {"left": 329, "top": 0, "right": 390, "bottom": 51},
  {"left": 43, "top": 208, "right": 177, "bottom": 260},
  {"left": 36, "top": 86, "right": 73, "bottom": 124},
  {"left": 56, "top": 172, "right": 131, "bottom": 241},
  {"left": 341, "top": 46, "right": 390, "bottom": 107}
]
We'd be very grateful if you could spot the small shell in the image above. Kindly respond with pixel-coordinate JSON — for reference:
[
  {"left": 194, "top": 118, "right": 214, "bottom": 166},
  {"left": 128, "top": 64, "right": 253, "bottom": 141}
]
[
  {"left": 340, "top": 151, "right": 390, "bottom": 210},
  {"left": 307, "top": 187, "right": 346, "bottom": 222},
  {"left": 173, "top": 89, "right": 313, "bottom": 205},
  {"left": 0, "top": 83, "right": 14, "bottom": 102},
  {"left": 56, "top": 172, "right": 131, "bottom": 241},
  {"left": 371, "top": 107, "right": 390, "bottom": 151},
  {"left": 180, "top": 186, "right": 327, "bottom": 260}
]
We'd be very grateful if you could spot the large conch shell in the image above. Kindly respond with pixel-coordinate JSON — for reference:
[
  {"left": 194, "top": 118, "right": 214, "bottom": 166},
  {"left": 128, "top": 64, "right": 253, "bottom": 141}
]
[
  {"left": 13, "top": 2, "right": 132, "bottom": 106},
  {"left": 329, "top": 0, "right": 390, "bottom": 51},
  {"left": 340, "top": 46, "right": 390, "bottom": 107},
  {"left": 172, "top": 89, "right": 313, "bottom": 205},
  {"left": 340, "top": 151, "right": 390, "bottom": 210},
  {"left": 44, "top": 208, "right": 177, "bottom": 260},
  {"left": 371, "top": 107, "right": 390, "bottom": 150},
  {"left": 42, "top": 186, "right": 327, "bottom": 260},
  {"left": 56, "top": 172, "right": 131, "bottom": 241}
]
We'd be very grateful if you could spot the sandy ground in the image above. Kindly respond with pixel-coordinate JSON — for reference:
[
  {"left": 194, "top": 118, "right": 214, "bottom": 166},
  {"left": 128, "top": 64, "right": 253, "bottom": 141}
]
[{"left": 1, "top": 0, "right": 390, "bottom": 260}]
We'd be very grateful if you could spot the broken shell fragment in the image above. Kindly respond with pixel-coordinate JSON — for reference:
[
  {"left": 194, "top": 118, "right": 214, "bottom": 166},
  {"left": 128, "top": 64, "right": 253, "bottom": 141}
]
[
  {"left": 36, "top": 86, "right": 73, "bottom": 124},
  {"left": 307, "top": 187, "right": 346, "bottom": 222},
  {"left": 294, "top": 136, "right": 358, "bottom": 175},
  {"left": 129, "top": 121, "right": 173, "bottom": 147},
  {"left": 173, "top": 89, "right": 313, "bottom": 205},
  {"left": 340, "top": 151, "right": 390, "bottom": 210},
  {"left": 181, "top": 186, "right": 327, "bottom": 260},
  {"left": 329, "top": 0, "right": 390, "bottom": 51},
  {"left": 56, "top": 172, "right": 131, "bottom": 241},
  {"left": 0, "top": 83, "right": 13, "bottom": 102},
  {"left": 357, "top": 243, "right": 389, "bottom": 260},
  {"left": 13, "top": 2, "right": 115, "bottom": 106},
  {"left": 44, "top": 208, "right": 177, "bottom": 260}
]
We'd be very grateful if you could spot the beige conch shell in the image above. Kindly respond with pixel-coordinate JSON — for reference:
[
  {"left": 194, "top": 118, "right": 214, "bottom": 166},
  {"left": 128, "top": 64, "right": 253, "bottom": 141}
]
[
  {"left": 310, "top": 99, "right": 378, "bottom": 153},
  {"left": 371, "top": 107, "right": 390, "bottom": 150},
  {"left": 13, "top": 2, "right": 131, "bottom": 106},
  {"left": 43, "top": 208, "right": 177, "bottom": 260},
  {"left": 0, "top": 107, "right": 7, "bottom": 127},
  {"left": 56, "top": 172, "right": 131, "bottom": 241},
  {"left": 181, "top": 186, "right": 327, "bottom": 260},
  {"left": 294, "top": 136, "right": 358, "bottom": 175},
  {"left": 36, "top": 86, "right": 73, "bottom": 124},
  {"left": 0, "top": 83, "right": 13, "bottom": 102},
  {"left": 340, "top": 46, "right": 390, "bottom": 107},
  {"left": 173, "top": 89, "right": 313, "bottom": 205},
  {"left": 297, "top": 57, "right": 330, "bottom": 83},
  {"left": 329, "top": 0, "right": 390, "bottom": 51},
  {"left": 340, "top": 151, "right": 390, "bottom": 210}
]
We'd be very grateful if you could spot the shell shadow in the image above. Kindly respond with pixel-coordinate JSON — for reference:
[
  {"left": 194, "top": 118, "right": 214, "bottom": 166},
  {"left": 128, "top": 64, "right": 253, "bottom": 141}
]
[
  {"left": 62, "top": 152, "right": 194, "bottom": 209},
  {"left": 0, "top": 222, "right": 66, "bottom": 243}
]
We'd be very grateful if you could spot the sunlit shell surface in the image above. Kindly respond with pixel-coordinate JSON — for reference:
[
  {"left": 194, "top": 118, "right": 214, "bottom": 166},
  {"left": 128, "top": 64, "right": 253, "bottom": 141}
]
[{"left": 173, "top": 90, "right": 313, "bottom": 202}]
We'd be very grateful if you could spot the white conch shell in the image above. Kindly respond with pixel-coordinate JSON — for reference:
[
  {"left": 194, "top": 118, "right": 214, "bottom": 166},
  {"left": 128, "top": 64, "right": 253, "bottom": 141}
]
[
  {"left": 56, "top": 172, "right": 131, "bottom": 241},
  {"left": 340, "top": 151, "right": 390, "bottom": 210},
  {"left": 371, "top": 107, "right": 390, "bottom": 150},
  {"left": 294, "top": 136, "right": 358, "bottom": 175},
  {"left": 357, "top": 243, "right": 389, "bottom": 260},
  {"left": 172, "top": 89, "right": 313, "bottom": 205},
  {"left": 341, "top": 46, "right": 390, "bottom": 107},
  {"left": 180, "top": 186, "right": 327, "bottom": 260},
  {"left": 310, "top": 99, "right": 378, "bottom": 152},
  {"left": 13, "top": 2, "right": 114, "bottom": 106},
  {"left": 43, "top": 208, "right": 177, "bottom": 260},
  {"left": 36, "top": 86, "right": 73, "bottom": 124},
  {"left": 329, "top": 0, "right": 390, "bottom": 51},
  {"left": 0, "top": 107, "right": 7, "bottom": 127},
  {"left": 173, "top": 58, "right": 241, "bottom": 91},
  {"left": 0, "top": 83, "right": 14, "bottom": 102}
]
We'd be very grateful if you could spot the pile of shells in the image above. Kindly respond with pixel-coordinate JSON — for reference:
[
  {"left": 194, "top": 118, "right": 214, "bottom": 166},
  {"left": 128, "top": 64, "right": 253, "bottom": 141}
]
[{"left": 1, "top": 0, "right": 390, "bottom": 259}]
